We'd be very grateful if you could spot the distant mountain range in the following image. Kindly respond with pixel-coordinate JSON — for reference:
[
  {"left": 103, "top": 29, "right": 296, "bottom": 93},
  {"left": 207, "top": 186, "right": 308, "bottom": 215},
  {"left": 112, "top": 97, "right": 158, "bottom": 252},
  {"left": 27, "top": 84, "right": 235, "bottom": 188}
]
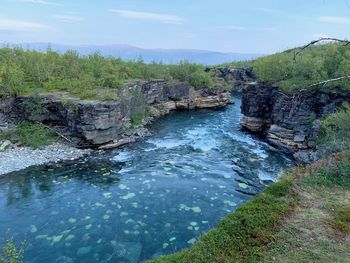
[{"left": 1, "top": 43, "right": 262, "bottom": 65}]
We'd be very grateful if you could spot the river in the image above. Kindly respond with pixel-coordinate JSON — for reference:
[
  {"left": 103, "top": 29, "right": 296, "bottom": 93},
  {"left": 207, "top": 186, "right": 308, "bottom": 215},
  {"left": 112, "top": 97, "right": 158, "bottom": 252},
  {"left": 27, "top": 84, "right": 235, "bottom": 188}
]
[{"left": 0, "top": 96, "right": 292, "bottom": 262}]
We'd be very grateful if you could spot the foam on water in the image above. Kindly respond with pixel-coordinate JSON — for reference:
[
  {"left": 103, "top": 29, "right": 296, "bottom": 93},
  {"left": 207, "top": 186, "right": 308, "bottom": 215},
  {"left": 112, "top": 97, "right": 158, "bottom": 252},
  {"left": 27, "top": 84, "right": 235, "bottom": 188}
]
[{"left": 113, "top": 151, "right": 134, "bottom": 162}]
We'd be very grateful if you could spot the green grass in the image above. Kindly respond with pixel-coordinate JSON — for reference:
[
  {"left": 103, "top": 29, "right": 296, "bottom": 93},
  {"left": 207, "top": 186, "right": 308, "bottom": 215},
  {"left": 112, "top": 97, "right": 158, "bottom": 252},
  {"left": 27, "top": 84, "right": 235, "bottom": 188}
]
[{"left": 0, "top": 122, "right": 57, "bottom": 149}]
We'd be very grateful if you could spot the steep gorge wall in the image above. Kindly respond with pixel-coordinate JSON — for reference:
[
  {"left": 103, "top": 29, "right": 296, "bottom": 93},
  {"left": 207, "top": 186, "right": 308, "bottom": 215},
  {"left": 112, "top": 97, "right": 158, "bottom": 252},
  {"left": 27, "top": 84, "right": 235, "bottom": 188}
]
[
  {"left": 2, "top": 80, "right": 231, "bottom": 148},
  {"left": 241, "top": 83, "right": 350, "bottom": 162}
]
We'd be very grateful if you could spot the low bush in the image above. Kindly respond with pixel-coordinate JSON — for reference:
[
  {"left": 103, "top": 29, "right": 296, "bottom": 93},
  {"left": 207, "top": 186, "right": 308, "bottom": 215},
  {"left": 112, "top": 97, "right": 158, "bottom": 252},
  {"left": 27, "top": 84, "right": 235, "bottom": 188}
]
[
  {"left": 0, "top": 48, "right": 214, "bottom": 99},
  {"left": 0, "top": 122, "right": 56, "bottom": 149},
  {"left": 307, "top": 151, "right": 350, "bottom": 189},
  {"left": 252, "top": 43, "right": 350, "bottom": 93},
  {"left": 317, "top": 103, "right": 350, "bottom": 156}
]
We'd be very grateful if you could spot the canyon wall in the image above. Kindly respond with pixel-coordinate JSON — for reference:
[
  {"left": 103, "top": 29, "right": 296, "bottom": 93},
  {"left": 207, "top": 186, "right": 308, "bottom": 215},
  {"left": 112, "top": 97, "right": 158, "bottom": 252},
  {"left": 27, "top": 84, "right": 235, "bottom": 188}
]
[
  {"left": 2, "top": 80, "right": 231, "bottom": 148},
  {"left": 241, "top": 83, "right": 350, "bottom": 162}
]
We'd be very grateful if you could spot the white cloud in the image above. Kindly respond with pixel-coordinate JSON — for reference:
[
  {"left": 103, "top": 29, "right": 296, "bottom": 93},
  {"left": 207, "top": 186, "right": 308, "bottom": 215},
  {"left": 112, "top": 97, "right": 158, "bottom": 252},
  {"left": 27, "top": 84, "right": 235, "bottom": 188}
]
[
  {"left": 0, "top": 18, "right": 49, "bottom": 30},
  {"left": 109, "top": 9, "right": 185, "bottom": 25},
  {"left": 50, "top": 14, "right": 83, "bottom": 23},
  {"left": 15, "top": 0, "right": 63, "bottom": 6},
  {"left": 319, "top": 16, "right": 350, "bottom": 24},
  {"left": 257, "top": 7, "right": 281, "bottom": 13},
  {"left": 216, "top": 25, "right": 245, "bottom": 31}
]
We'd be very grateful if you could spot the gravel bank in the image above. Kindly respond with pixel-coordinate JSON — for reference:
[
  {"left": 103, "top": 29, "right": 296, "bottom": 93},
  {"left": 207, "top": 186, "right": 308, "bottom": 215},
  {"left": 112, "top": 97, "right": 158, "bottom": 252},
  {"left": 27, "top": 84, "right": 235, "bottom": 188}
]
[{"left": 0, "top": 143, "right": 91, "bottom": 176}]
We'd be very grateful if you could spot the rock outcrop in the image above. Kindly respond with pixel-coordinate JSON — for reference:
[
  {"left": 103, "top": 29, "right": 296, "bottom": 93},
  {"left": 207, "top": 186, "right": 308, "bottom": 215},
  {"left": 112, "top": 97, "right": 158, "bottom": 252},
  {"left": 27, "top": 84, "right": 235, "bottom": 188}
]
[
  {"left": 205, "top": 67, "right": 256, "bottom": 92},
  {"left": 2, "top": 80, "right": 231, "bottom": 148},
  {"left": 241, "top": 83, "right": 350, "bottom": 162}
]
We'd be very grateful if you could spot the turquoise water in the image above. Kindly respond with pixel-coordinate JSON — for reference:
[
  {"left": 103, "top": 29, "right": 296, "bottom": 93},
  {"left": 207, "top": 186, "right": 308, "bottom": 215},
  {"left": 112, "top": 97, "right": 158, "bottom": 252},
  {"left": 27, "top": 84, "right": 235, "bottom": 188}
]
[{"left": 0, "top": 97, "right": 292, "bottom": 263}]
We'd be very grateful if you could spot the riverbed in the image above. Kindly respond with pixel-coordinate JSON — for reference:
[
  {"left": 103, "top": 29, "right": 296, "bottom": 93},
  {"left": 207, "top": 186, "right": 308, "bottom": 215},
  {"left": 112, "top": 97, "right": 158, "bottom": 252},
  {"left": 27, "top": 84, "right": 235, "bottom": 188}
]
[{"left": 0, "top": 97, "right": 292, "bottom": 262}]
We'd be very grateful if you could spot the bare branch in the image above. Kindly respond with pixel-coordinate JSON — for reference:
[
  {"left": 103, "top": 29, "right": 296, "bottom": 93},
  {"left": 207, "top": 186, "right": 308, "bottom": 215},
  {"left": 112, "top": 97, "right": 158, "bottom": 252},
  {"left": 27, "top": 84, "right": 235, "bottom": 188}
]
[
  {"left": 307, "top": 76, "right": 350, "bottom": 89},
  {"left": 293, "top": 37, "right": 350, "bottom": 61},
  {"left": 35, "top": 121, "right": 76, "bottom": 145}
]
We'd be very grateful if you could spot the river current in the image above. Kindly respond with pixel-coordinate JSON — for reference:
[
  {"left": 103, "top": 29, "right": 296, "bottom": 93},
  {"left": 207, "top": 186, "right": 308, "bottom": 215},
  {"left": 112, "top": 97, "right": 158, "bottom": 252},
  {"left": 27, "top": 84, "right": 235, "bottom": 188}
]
[{"left": 0, "top": 96, "right": 292, "bottom": 262}]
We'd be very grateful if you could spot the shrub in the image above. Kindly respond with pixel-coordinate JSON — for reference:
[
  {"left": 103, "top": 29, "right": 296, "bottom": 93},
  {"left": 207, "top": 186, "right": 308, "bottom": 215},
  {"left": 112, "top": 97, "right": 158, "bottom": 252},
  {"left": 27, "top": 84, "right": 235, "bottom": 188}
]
[
  {"left": 0, "top": 48, "right": 212, "bottom": 99},
  {"left": 308, "top": 151, "right": 350, "bottom": 189},
  {"left": 189, "top": 70, "right": 213, "bottom": 89},
  {"left": 1, "top": 122, "right": 56, "bottom": 149},
  {"left": 317, "top": 103, "right": 350, "bottom": 156},
  {"left": 252, "top": 43, "right": 350, "bottom": 93}
]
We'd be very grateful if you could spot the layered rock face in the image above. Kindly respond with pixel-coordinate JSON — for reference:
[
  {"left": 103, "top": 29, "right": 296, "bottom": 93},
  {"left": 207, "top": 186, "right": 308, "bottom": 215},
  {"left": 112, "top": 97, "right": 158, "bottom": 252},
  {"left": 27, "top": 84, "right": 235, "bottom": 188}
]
[
  {"left": 4, "top": 80, "right": 231, "bottom": 147},
  {"left": 241, "top": 83, "right": 350, "bottom": 161},
  {"left": 205, "top": 67, "right": 256, "bottom": 92}
]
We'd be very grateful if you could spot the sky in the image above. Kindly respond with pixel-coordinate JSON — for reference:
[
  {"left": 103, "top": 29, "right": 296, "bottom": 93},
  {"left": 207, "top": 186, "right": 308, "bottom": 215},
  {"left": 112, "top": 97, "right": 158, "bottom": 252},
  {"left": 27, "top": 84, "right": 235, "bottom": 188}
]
[{"left": 0, "top": 0, "right": 349, "bottom": 54}]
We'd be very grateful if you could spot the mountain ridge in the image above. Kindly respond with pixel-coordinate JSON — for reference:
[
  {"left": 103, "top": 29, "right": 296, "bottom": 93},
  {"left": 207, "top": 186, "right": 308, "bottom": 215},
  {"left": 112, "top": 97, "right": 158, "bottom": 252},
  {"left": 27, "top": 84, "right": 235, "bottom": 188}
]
[{"left": 0, "top": 42, "right": 262, "bottom": 65}]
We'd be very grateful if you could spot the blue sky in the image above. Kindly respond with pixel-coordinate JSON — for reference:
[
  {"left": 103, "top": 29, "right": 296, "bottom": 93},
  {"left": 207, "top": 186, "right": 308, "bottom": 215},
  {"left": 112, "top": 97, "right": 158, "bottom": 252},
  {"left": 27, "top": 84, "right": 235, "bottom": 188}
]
[{"left": 0, "top": 0, "right": 349, "bottom": 53}]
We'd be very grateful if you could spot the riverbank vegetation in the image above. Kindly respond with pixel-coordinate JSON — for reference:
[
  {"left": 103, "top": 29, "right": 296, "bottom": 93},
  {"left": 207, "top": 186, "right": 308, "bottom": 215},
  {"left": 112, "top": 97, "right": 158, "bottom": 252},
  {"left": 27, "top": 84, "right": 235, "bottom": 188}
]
[
  {"left": 0, "top": 122, "right": 56, "bottom": 149},
  {"left": 0, "top": 47, "right": 214, "bottom": 100},
  {"left": 251, "top": 43, "right": 350, "bottom": 94}
]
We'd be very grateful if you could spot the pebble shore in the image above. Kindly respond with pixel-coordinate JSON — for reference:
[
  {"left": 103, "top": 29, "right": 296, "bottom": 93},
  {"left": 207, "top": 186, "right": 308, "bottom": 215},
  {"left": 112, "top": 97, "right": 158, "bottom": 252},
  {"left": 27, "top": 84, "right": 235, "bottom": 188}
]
[{"left": 0, "top": 143, "right": 91, "bottom": 176}]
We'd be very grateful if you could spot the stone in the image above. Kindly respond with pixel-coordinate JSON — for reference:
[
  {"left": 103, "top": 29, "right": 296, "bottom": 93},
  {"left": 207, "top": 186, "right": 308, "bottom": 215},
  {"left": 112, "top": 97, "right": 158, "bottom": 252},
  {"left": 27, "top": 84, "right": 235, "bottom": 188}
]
[
  {"left": 240, "top": 116, "right": 268, "bottom": 132},
  {"left": 0, "top": 140, "right": 11, "bottom": 152}
]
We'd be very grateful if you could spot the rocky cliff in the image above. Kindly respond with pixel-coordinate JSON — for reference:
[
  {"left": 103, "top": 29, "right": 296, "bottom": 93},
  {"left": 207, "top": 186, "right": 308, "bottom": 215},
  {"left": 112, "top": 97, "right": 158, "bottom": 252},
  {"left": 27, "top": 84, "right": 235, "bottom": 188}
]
[
  {"left": 241, "top": 83, "right": 350, "bottom": 162},
  {"left": 2, "top": 80, "right": 231, "bottom": 148},
  {"left": 205, "top": 67, "right": 256, "bottom": 92}
]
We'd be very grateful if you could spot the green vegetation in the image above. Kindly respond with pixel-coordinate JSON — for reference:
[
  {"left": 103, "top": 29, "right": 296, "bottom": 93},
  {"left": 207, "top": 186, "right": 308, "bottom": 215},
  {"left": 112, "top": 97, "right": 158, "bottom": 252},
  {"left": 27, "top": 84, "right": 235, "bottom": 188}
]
[
  {"left": 252, "top": 43, "right": 350, "bottom": 93},
  {"left": 317, "top": 103, "right": 350, "bottom": 157},
  {"left": 220, "top": 59, "right": 254, "bottom": 68},
  {"left": 0, "top": 122, "right": 56, "bottom": 149},
  {"left": 0, "top": 239, "right": 24, "bottom": 263},
  {"left": 0, "top": 48, "right": 214, "bottom": 99}
]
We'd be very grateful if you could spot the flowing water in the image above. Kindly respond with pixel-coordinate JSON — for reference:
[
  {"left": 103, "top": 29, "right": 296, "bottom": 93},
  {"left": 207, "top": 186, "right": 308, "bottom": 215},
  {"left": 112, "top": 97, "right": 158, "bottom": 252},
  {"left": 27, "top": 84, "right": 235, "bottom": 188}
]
[{"left": 0, "top": 97, "right": 292, "bottom": 263}]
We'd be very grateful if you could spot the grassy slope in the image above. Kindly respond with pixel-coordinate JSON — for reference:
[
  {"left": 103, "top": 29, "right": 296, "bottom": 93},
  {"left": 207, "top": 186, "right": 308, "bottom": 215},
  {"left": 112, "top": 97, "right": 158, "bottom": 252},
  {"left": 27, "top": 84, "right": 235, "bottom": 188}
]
[{"left": 149, "top": 153, "right": 350, "bottom": 263}]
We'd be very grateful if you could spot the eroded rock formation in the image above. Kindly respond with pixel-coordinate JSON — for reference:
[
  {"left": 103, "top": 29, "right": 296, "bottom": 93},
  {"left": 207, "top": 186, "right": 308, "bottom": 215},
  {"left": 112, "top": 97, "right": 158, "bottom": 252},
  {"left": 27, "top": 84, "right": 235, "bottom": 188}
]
[
  {"left": 241, "top": 83, "right": 350, "bottom": 162},
  {"left": 2, "top": 80, "right": 231, "bottom": 148}
]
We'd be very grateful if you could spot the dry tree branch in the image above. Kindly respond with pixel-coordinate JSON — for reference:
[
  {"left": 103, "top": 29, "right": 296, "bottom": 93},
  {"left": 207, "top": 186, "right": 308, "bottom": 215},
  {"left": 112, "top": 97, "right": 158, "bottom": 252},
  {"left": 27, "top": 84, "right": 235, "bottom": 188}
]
[
  {"left": 307, "top": 75, "right": 350, "bottom": 88},
  {"left": 35, "top": 121, "right": 76, "bottom": 145},
  {"left": 293, "top": 37, "right": 350, "bottom": 61}
]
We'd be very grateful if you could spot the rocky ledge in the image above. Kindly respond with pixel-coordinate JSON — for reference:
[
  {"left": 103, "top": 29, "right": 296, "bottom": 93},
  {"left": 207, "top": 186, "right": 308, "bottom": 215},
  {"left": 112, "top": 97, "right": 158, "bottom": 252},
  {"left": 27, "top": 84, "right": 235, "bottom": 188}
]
[
  {"left": 1, "top": 80, "right": 231, "bottom": 150},
  {"left": 241, "top": 83, "right": 350, "bottom": 163}
]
